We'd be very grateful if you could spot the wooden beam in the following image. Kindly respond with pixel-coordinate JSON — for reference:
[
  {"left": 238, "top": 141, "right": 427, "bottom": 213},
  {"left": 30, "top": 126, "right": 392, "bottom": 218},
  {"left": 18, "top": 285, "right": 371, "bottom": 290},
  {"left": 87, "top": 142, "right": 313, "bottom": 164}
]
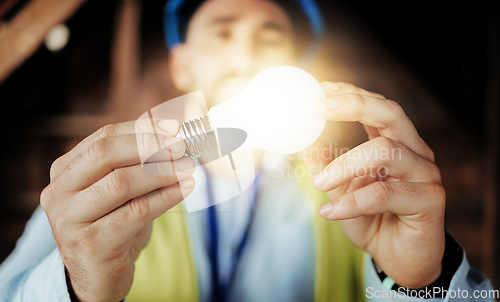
[
  {"left": 108, "top": 0, "right": 142, "bottom": 121},
  {"left": 0, "top": 0, "right": 86, "bottom": 82},
  {"left": 0, "top": 0, "right": 20, "bottom": 19}
]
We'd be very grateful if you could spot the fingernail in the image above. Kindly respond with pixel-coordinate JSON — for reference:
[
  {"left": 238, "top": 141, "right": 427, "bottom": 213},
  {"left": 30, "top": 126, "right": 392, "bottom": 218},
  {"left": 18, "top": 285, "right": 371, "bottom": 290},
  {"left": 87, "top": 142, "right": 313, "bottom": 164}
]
[
  {"left": 319, "top": 204, "right": 333, "bottom": 217},
  {"left": 175, "top": 157, "right": 195, "bottom": 172},
  {"left": 324, "top": 97, "right": 342, "bottom": 110},
  {"left": 158, "top": 119, "right": 179, "bottom": 133},
  {"left": 179, "top": 177, "right": 195, "bottom": 190},
  {"left": 313, "top": 172, "right": 328, "bottom": 188},
  {"left": 326, "top": 82, "right": 341, "bottom": 91},
  {"left": 166, "top": 138, "right": 185, "bottom": 153}
]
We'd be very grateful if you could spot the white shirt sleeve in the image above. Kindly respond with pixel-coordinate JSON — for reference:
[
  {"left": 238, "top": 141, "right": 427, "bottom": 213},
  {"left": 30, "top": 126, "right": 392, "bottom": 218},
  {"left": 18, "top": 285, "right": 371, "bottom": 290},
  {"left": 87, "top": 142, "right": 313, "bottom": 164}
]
[
  {"left": 0, "top": 249, "right": 71, "bottom": 302},
  {"left": 0, "top": 206, "right": 71, "bottom": 301}
]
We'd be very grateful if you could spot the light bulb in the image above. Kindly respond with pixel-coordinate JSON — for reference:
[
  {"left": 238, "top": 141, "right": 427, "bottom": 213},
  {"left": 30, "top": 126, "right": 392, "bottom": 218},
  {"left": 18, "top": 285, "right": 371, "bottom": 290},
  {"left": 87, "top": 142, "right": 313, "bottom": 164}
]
[{"left": 178, "top": 66, "right": 326, "bottom": 157}]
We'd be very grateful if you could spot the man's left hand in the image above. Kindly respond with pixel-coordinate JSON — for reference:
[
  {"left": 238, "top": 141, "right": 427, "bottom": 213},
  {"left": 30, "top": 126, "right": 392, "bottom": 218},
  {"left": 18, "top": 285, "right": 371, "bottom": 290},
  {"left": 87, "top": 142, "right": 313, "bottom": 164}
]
[{"left": 309, "top": 82, "right": 446, "bottom": 289}]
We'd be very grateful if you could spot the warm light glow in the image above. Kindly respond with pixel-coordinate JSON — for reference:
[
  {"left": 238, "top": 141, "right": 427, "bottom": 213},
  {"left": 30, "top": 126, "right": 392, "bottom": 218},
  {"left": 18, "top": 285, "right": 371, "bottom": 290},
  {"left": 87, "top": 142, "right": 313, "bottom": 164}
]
[
  {"left": 44, "top": 24, "right": 70, "bottom": 52},
  {"left": 208, "top": 66, "right": 326, "bottom": 154}
]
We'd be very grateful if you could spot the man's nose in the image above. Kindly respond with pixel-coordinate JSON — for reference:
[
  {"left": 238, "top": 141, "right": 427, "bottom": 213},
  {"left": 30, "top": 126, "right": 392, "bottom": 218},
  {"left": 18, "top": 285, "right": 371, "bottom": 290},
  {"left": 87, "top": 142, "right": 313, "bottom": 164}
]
[{"left": 226, "top": 40, "right": 255, "bottom": 75}]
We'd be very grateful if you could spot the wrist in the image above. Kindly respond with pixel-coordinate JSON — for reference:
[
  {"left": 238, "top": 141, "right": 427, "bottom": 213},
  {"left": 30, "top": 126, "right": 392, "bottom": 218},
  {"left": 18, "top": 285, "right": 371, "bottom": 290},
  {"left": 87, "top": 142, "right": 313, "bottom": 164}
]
[
  {"left": 373, "top": 230, "right": 464, "bottom": 298},
  {"left": 65, "top": 267, "right": 127, "bottom": 302},
  {"left": 65, "top": 267, "right": 80, "bottom": 302},
  {"left": 65, "top": 268, "right": 98, "bottom": 302},
  {"left": 373, "top": 259, "right": 442, "bottom": 289}
]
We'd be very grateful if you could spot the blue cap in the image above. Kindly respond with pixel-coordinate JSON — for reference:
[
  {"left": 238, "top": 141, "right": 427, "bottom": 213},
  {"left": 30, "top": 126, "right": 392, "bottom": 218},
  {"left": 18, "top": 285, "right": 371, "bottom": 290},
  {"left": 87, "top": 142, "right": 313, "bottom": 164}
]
[{"left": 163, "top": 0, "right": 324, "bottom": 64}]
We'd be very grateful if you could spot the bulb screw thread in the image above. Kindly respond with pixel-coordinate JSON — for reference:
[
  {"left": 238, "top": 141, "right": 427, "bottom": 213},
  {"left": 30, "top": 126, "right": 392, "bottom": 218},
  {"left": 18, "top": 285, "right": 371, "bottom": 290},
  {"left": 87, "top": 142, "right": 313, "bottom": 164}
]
[{"left": 178, "top": 115, "right": 218, "bottom": 157}]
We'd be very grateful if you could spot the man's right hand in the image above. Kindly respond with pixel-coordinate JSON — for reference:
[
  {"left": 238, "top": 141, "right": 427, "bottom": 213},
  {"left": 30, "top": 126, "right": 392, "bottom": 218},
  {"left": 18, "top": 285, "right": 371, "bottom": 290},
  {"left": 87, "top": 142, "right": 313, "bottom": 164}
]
[{"left": 40, "top": 119, "right": 195, "bottom": 302}]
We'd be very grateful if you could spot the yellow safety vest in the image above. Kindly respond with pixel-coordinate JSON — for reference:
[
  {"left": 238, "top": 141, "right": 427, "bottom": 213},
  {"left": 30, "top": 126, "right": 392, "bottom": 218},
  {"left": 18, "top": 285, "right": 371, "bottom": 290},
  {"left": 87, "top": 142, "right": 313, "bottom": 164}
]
[{"left": 127, "top": 162, "right": 366, "bottom": 301}]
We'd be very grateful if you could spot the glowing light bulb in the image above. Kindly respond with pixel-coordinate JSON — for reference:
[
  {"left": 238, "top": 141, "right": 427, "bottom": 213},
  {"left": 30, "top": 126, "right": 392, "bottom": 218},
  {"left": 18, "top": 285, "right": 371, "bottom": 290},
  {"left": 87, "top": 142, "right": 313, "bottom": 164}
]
[{"left": 179, "top": 66, "right": 326, "bottom": 157}]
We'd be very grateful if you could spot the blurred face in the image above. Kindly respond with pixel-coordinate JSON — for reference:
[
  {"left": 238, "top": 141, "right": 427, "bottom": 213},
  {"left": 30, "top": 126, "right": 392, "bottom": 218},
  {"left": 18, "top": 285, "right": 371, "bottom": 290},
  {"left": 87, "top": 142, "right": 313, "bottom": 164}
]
[{"left": 170, "top": 0, "right": 296, "bottom": 108}]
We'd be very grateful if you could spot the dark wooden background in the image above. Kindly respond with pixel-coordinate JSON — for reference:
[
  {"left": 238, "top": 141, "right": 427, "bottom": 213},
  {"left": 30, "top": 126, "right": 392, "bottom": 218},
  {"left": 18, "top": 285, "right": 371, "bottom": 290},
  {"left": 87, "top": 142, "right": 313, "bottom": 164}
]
[{"left": 0, "top": 0, "right": 498, "bottom": 290}]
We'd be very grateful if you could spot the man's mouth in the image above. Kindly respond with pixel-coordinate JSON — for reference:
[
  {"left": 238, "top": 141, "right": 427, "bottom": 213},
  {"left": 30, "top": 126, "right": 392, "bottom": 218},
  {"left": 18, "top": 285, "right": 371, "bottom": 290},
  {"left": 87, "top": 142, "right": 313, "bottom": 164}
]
[{"left": 211, "top": 76, "right": 252, "bottom": 105}]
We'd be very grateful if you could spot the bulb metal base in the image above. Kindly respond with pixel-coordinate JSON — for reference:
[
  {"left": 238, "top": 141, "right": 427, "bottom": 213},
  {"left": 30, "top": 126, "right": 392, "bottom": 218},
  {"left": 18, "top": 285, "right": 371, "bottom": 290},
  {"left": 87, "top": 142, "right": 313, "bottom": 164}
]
[{"left": 178, "top": 115, "right": 219, "bottom": 157}]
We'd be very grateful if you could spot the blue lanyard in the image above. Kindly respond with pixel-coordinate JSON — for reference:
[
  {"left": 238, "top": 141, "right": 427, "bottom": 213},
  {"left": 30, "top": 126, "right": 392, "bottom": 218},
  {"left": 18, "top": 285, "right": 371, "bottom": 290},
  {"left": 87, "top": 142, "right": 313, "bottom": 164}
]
[{"left": 206, "top": 171, "right": 261, "bottom": 302}]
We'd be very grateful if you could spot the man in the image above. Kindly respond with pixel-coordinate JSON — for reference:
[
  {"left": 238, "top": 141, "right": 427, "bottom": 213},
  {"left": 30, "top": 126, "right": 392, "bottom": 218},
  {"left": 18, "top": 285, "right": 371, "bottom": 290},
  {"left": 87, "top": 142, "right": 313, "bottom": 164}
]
[{"left": 0, "top": 0, "right": 495, "bottom": 301}]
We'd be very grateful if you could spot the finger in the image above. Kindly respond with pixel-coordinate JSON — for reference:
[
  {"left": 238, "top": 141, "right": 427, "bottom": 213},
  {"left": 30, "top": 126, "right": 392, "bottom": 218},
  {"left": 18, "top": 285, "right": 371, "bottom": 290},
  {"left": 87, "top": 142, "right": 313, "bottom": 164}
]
[
  {"left": 96, "top": 177, "right": 195, "bottom": 242},
  {"left": 301, "top": 140, "right": 333, "bottom": 176},
  {"left": 363, "top": 124, "right": 380, "bottom": 140},
  {"left": 50, "top": 118, "right": 180, "bottom": 180},
  {"left": 319, "top": 181, "right": 445, "bottom": 220},
  {"left": 326, "top": 174, "right": 378, "bottom": 200},
  {"left": 322, "top": 81, "right": 385, "bottom": 99},
  {"left": 71, "top": 156, "right": 195, "bottom": 222},
  {"left": 53, "top": 134, "right": 187, "bottom": 192},
  {"left": 318, "top": 91, "right": 434, "bottom": 162},
  {"left": 313, "top": 137, "right": 441, "bottom": 192}
]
